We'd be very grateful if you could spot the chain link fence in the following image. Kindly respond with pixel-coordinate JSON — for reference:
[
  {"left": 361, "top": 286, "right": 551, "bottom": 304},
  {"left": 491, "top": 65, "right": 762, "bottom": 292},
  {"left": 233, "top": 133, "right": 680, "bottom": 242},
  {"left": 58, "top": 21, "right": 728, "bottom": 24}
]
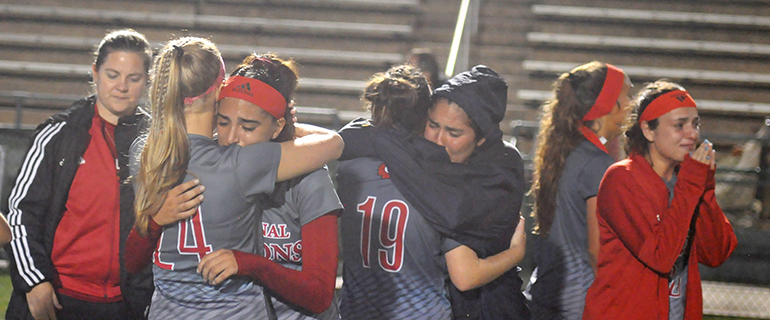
[{"left": 703, "top": 281, "right": 770, "bottom": 319}]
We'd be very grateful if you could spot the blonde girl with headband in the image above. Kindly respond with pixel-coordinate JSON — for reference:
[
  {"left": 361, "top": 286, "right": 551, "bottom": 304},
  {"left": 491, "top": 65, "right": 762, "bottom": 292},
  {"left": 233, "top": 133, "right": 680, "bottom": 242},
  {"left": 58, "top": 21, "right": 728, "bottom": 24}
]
[
  {"left": 526, "top": 61, "right": 632, "bottom": 320},
  {"left": 583, "top": 80, "right": 737, "bottom": 319},
  {"left": 128, "top": 38, "right": 342, "bottom": 319}
]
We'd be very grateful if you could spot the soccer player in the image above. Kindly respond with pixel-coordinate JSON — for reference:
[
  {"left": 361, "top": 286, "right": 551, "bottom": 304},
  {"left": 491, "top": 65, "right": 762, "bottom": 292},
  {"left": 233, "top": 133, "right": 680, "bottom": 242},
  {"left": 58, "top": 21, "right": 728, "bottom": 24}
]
[
  {"left": 583, "top": 80, "right": 737, "bottom": 319},
  {"left": 337, "top": 65, "right": 528, "bottom": 319},
  {"left": 128, "top": 38, "right": 342, "bottom": 319},
  {"left": 199, "top": 53, "right": 343, "bottom": 319},
  {"left": 526, "top": 61, "right": 632, "bottom": 319}
]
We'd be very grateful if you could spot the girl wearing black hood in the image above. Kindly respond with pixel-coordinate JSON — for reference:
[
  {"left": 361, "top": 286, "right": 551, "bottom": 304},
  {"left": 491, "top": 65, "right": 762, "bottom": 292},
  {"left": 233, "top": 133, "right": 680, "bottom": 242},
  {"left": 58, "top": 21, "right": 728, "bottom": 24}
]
[
  {"left": 338, "top": 65, "right": 529, "bottom": 320},
  {"left": 423, "top": 66, "right": 530, "bottom": 320}
]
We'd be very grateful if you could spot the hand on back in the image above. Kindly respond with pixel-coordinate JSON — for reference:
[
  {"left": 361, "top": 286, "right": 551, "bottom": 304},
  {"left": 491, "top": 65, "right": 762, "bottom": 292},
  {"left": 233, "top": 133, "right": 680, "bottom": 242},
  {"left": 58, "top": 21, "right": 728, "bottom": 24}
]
[{"left": 153, "top": 179, "right": 205, "bottom": 226}]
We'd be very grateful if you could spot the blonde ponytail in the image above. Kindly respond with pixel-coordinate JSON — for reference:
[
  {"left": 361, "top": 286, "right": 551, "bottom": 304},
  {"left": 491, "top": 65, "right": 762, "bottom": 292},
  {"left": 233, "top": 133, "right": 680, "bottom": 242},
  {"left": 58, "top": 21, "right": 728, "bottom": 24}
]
[{"left": 134, "top": 37, "right": 222, "bottom": 235}]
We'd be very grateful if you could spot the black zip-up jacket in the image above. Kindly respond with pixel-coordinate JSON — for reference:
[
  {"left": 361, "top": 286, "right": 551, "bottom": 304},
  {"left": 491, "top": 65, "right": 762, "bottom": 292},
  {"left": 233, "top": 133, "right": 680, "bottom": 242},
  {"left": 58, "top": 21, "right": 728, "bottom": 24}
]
[{"left": 5, "top": 96, "right": 153, "bottom": 319}]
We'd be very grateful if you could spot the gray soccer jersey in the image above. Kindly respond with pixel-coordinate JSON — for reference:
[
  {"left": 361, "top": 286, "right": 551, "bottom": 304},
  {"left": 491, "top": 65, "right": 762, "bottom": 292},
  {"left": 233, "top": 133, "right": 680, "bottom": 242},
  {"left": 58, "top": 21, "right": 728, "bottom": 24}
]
[
  {"left": 526, "top": 140, "right": 615, "bottom": 320},
  {"left": 131, "top": 134, "right": 281, "bottom": 319},
  {"left": 337, "top": 157, "right": 460, "bottom": 320},
  {"left": 261, "top": 167, "right": 343, "bottom": 320},
  {"left": 664, "top": 174, "right": 689, "bottom": 320}
]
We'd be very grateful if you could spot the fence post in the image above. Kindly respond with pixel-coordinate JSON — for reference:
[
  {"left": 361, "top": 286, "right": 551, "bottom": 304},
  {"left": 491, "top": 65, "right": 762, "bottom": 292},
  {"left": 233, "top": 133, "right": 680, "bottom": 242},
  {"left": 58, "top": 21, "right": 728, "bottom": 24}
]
[{"left": 759, "top": 117, "right": 770, "bottom": 222}]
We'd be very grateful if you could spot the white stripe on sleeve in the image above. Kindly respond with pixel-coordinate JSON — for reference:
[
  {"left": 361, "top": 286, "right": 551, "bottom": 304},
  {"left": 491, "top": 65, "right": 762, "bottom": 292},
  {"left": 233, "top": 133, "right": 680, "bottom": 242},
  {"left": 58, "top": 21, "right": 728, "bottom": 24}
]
[{"left": 7, "top": 121, "right": 66, "bottom": 286}]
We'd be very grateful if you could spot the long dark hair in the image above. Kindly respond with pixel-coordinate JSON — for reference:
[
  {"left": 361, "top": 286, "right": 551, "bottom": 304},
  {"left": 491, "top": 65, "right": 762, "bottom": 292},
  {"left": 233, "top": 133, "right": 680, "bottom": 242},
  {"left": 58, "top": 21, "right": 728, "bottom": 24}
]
[
  {"left": 624, "top": 80, "right": 686, "bottom": 156},
  {"left": 530, "top": 61, "right": 609, "bottom": 236}
]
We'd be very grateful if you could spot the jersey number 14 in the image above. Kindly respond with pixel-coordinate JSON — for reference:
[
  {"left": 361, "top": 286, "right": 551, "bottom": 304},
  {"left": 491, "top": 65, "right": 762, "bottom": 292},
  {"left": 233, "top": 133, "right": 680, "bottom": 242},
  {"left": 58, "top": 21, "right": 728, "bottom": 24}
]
[
  {"left": 357, "top": 196, "right": 409, "bottom": 272},
  {"left": 155, "top": 207, "right": 213, "bottom": 270}
]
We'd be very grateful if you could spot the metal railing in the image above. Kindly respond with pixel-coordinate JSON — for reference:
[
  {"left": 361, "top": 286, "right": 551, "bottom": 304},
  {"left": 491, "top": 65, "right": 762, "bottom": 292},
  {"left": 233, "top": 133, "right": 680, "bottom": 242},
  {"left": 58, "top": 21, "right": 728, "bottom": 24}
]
[
  {"left": 0, "top": 91, "right": 82, "bottom": 130},
  {"left": 445, "top": 0, "right": 480, "bottom": 78}
]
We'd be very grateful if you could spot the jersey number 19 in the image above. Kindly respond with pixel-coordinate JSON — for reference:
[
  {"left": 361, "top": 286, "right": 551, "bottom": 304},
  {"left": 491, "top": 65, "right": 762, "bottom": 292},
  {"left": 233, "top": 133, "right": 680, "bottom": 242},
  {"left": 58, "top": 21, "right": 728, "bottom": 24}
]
[{"left": 357, "top": 196, "right": 409, "bottom": 272}]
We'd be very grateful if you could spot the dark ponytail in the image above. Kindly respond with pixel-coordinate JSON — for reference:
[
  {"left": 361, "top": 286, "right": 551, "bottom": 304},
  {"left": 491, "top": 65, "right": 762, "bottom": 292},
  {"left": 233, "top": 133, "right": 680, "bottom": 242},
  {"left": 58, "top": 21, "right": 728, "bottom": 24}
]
[{"left": 530, "top": 61, "right": 609, "bottom": 236}]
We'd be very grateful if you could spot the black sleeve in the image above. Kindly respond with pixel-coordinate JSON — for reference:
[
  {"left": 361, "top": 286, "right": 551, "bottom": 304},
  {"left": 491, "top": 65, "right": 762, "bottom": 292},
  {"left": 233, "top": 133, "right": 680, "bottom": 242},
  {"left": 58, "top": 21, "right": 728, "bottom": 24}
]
[
  {"left": 338, "top": 118, "right": 376, "bottom": 160},
  {"left": 6, "top": 121, "right": 64, "bottom": 292}
]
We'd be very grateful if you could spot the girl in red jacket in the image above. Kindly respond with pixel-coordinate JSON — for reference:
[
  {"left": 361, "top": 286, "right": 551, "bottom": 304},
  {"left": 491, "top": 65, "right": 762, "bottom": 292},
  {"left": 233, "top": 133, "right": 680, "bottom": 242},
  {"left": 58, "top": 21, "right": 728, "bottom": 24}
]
[{"left": 583, "top": 80, "right": 737, "bottom": 320}]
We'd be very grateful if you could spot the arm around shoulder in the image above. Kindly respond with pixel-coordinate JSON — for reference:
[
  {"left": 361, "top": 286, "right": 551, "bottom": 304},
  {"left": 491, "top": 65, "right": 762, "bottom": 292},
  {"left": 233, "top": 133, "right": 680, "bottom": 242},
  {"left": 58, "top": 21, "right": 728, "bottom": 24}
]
[{"left": 276, "top": 124, "right": 343, "bottom": 182}]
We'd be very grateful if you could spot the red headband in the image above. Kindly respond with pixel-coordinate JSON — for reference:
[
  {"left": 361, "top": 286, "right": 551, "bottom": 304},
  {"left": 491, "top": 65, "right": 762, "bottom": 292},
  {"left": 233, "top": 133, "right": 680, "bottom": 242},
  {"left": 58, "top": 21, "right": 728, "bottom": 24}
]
[
  {"left": 582, "top": 63, "right": 625, "bottom": 121},
  {"left": 184, "top": 57, "right": 225, "bottom": 105},
  {"left": 639, "top": 90, "right": 697, "bottom": 123},
  {"left": 218, "top": 76, "right": 287, "bottom": 119}
]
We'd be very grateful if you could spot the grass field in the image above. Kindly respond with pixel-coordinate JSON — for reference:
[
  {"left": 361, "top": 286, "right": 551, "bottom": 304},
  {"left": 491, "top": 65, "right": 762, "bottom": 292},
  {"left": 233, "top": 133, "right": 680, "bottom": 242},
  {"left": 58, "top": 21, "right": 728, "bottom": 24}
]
[
  {"left": 1, "top": 269, "right": 11, "bottom": 317},
  {"left": 0, "top": 272, "right": 764, "bottom": 319}
]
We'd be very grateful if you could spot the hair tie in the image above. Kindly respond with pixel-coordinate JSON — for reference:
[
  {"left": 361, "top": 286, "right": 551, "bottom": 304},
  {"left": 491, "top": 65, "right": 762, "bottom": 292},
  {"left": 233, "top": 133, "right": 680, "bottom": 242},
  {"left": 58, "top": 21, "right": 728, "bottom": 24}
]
[
  {"left": 253, "top": 56, "right": 278, "bottom": 73},
  {"left": 254, "top": 56, "right": 274, "bottom": 65},
  {"left": 171, "top": 45, "right": 184, "bottom": 58}
]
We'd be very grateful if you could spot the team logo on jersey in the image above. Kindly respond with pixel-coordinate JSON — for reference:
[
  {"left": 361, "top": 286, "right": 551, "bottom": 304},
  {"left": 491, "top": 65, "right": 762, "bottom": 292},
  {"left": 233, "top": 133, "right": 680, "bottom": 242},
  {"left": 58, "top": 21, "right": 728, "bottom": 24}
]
[
  {"left": 263, "top": 222, "right": 291, "bottom": 239},
  {"left": 378, "top": 163, "right": 390, "bottom": 179},
  {"left": 264, "top": 240, "right": 302, "bottom": 263}
]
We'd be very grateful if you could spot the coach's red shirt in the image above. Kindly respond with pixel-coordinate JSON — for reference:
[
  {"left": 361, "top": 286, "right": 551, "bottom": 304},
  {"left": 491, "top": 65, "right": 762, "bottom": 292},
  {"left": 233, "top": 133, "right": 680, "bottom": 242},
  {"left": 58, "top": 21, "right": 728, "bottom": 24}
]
[{"left": 51, "top": 106, "right": 122, "bottom": 302}]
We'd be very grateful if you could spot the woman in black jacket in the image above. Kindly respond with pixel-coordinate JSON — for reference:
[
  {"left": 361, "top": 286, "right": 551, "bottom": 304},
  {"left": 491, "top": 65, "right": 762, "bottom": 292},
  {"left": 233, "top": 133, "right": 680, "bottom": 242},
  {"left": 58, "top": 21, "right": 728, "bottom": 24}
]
[{"left": 6, "top": 29, "right": 154, "bottom": 320}]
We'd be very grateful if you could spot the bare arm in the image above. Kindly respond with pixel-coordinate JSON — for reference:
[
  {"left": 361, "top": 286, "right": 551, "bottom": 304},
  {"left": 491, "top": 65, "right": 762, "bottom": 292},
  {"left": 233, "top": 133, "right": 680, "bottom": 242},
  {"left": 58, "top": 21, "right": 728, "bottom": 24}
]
[
  {"left": 276, "top": 123, "right": 343, "bottom": 182},
  {"left": 445, "top": 216, "right": 526, "bottom": 291},
  {"left": 0, "top": 213, "right": 10, "bottom": 247},
  {"left": 586, "top": 197, "right": 599, "bottom": 274}
]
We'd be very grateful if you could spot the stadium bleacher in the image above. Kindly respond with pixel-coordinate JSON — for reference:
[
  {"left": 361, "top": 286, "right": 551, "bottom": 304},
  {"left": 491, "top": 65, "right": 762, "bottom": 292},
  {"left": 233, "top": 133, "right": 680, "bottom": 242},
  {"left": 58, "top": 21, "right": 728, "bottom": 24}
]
[
  {"left": 1, "top": 0, "right": 770, "bottom": 317},
  {"left": 522, "top": 60, "right": 770, "bottom": 86},
  {"left": 526, "top": 32, "right": 770, "bottom": 57},
  {"left": 0, "top": 4, "right": 413, "bottom": 37},
  {"left": 516, "top": 89, "right": 770, "bottom": 115},
  {"left": 531, "top": 4, "right": 770, "bottom": 29},
  {"left": 0, "top": 0, "right": 420, "bottom": 126}
]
